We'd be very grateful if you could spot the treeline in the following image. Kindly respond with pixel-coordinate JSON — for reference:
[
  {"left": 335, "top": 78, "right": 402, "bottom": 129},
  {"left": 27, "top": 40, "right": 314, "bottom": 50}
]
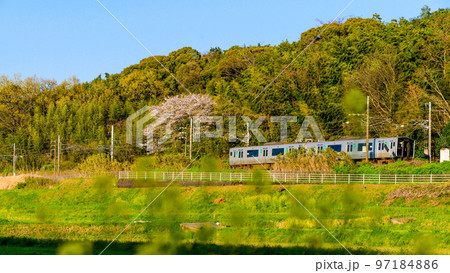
[{"left": 0, "top": 7, "right": 449, "bottom": 172}]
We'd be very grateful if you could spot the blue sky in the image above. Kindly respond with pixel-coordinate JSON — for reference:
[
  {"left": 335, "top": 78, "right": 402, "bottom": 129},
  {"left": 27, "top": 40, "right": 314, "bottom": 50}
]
[{"left": 0, "top": 0, "right": 448, "bottom": 83}]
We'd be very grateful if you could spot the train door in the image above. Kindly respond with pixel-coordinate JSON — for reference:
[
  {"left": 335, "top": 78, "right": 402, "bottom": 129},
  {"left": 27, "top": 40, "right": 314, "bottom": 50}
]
[
  {"left": 406, "top": 141, "right": 411, "bottom": 158},
  {"left": 397, "top": 138, "right": 414, "bottom": 159},
  {"left": 238, "top": 149, "right": 244, "bottom": 160},
  {"left": 397, "top": 141, "right": 403, "bottom": 158},
  {"left": 346, "top": 142, "right": 353, "bottom": 154},
  {"left": 370, "top": 140, "right": 375, "bottom": 159},
  {"left": 317, "top": 144, "right": 324, "bottom": 152}
]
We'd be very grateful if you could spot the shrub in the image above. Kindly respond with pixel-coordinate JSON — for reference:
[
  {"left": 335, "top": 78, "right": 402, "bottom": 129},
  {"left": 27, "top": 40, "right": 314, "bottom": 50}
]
[
  {"left": 16, "top": 177, "right": 57, "bottom": 189},
  {"left": 134, "top": 154, "right": 190, "bottom": 171},
  {"left": 75, "top": 153, "right": 124, "bottom": 174}
]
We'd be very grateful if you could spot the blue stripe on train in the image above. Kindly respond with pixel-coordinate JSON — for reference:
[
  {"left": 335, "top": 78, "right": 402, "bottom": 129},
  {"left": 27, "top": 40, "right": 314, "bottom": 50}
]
[{"left": 370, "top": 138, "right": 376, "bottom": 159}]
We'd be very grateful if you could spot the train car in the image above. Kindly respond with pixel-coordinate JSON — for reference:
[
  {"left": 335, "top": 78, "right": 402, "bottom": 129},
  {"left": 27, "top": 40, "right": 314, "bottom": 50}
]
[{"left": 229, "top": 137, "right": 415, "bottom": 167}]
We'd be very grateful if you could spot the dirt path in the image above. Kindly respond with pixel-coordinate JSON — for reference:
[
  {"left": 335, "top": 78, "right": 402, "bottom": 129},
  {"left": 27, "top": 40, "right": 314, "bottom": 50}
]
[{"left": 0, "top": 174, "right": 31, "bottom": 189}]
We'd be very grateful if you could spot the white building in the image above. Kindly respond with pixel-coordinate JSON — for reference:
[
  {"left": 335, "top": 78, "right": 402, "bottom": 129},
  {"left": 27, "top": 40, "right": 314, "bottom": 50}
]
[{"left": 440, "top": 148, "right": 450, "bottom": 163}]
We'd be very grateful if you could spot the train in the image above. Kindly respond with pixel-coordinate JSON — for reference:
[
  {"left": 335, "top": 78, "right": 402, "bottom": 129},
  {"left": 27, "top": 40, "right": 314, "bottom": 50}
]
[{"left": 229, "top": 137, "right": 415, "bottom": 167}]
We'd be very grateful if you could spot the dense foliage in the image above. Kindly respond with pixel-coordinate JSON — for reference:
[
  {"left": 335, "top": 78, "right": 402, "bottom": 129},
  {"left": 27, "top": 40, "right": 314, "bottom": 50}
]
[{"left": 0, "top": 7, "right": 449, "bottom": 172}]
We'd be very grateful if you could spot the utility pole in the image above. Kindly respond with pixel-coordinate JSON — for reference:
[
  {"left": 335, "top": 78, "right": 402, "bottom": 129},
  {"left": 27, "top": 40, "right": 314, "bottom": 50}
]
[
  {"left": 110, "top": 126, "right": 114, "bottom": 160},
  {"left": 13, "top": 144, "right": 15, "bottom": 176},
  {"left": 184, "top": 126, "right": 187, "bottom": 157},
  {"left": 57, "top": 135, "right": 61, "bottom": 175},
  {"left": 366, "top": 96, "right": 369, "bottom": 162},
  {"left": 189, "top": 118, "right": 193, "bottom": 160},
  {"left": 50, "top": 140, "right": 56, "bottom": 175},
  {"left": 429, "top": 102, "right": 432, "bottom": 163},
  {"left": 53, "top": 142, "right": 56, "bottom": 175}
]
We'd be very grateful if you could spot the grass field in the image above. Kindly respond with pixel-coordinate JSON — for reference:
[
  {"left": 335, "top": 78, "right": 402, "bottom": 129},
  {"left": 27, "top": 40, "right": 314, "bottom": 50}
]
[{"left": 0, "top": 176, "right": 449, "bottom": 255}]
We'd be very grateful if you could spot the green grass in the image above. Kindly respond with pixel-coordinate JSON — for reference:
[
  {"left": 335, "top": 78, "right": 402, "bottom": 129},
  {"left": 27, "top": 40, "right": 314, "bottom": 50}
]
[
  {"left": 0, "top": 177, "right": 449, "bottom": 255},
  {"left": 334, "top": 160, "right": 450, "bottom": 174}
]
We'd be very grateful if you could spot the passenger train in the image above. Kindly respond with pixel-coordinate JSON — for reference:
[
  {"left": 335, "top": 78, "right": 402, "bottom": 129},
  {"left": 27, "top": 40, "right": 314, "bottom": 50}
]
[{"left": 229, "top": 137, "right": 415, "bottom": 167}]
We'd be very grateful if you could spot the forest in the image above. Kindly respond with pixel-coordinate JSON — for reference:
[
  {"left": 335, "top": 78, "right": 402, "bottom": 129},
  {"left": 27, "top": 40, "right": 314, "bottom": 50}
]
[{"left": 0, "top": 7, "right": 449, "bottom": 172}]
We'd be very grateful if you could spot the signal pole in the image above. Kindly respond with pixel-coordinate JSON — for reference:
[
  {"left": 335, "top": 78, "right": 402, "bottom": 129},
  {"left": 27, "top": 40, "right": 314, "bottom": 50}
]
[
  {"left": 366, "top": 96, "right": 369, "bottom": 162},
  {"left": 13, "top": 143, "right": 16, "bottom": 176},
  {"left": 428, "top": 102, "right": 432, "bottom": 163},
  {"left": 110, "top": 126, "right": 114, "bottom": 160}
]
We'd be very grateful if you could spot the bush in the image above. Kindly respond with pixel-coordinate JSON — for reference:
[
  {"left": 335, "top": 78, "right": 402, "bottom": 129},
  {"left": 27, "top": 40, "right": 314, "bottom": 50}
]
[
  {"left": 75, "top": 153, "right": 125, "bottom": 174},
  {"left": 15, "top": 177, "right": 57, "bottom": 189},
  {"left": 134, "top": 154, "right": 190, "bottom": 171}
]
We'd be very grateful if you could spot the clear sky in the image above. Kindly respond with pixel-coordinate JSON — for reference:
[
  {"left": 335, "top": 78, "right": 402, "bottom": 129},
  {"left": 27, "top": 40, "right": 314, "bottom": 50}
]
[{"left": 0, "top": 0, "right": 448, "bottom": 83}]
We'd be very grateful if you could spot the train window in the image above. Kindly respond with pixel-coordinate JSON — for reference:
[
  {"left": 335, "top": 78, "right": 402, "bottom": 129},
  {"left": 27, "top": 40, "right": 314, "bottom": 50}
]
[
  {"left": 390, "top": 143, "right": 393, "bottom": 149},
  {"left": 272, "top": 148, "right": 284, "bottom": 156},
  {"left": 357, "top": 143, "right": 364, "bottom": 151},
  {"left": 247, "top": 150, "right": 259, "bottom": 157},
  {"left": 393, "top": 142, "right": 396, "bottom": 147},
  {"left": 230, "top": 152, "right": 232, "bottom": 156},
  {"left": 378, "top": 143, "right": 381, "bottom": 150},
  {"left": 238, "top": 151, "right": 243, "bottom": 158},
  {"left": 358, "top": 143, "right": 373, "bottom": 152},
  {"left": 329, "top": 145, "right": 341, "bottom": 152}
]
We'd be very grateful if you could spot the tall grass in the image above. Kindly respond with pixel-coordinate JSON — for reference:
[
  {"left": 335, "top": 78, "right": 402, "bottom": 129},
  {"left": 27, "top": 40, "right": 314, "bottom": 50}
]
[
  {"left": 1, "top": 178, "right": 449, "bottom": 254},
  {"left": 273, "top": 147, "right": 354, "bottom": 172}
]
